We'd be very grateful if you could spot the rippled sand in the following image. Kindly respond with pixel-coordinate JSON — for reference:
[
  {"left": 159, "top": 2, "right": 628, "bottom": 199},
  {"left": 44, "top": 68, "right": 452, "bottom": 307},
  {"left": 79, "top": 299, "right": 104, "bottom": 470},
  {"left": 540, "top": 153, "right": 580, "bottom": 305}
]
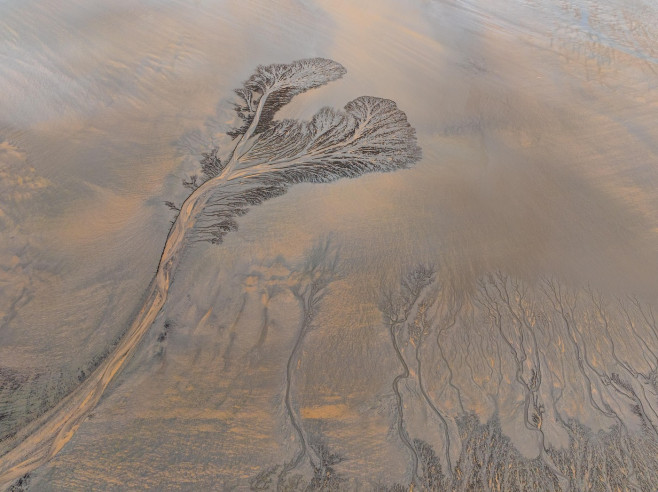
[{"left": 2, "top": 0, "right": 658, "bottom": 489}]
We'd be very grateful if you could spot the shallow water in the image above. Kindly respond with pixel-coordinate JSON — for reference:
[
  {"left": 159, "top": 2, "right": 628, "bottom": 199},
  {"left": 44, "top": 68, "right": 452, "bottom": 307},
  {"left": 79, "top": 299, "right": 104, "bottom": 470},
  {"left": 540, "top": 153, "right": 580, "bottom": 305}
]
[{"left": 1, "top": 0, "right": 658, "bottom": 489}]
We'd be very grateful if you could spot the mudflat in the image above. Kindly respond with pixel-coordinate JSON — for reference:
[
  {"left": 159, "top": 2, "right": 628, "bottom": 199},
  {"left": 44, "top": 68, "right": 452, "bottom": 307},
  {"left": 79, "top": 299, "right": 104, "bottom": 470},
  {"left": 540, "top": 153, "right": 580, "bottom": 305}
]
[{"left": 1, "top": 0, "right": 658, "bottom": 490}]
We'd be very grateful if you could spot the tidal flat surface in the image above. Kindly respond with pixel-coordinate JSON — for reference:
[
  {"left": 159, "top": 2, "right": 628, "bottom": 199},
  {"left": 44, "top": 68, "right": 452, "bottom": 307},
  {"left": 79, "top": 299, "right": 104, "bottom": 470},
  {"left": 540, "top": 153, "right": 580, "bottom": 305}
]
[{"left": 1, "top": 0, "right": 658, "bottom": 490}]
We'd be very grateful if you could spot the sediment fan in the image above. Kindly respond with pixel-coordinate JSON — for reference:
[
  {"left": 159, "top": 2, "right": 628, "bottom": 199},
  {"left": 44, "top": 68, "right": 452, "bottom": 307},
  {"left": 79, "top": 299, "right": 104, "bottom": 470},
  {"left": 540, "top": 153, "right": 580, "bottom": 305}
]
[{"left": 0, "top": 57, "right": 422, "bottom": 486}]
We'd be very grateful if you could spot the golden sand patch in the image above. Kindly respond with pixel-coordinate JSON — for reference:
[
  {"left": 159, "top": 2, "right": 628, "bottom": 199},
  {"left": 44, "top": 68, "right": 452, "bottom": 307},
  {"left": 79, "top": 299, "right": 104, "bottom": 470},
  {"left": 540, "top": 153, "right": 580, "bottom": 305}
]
[{"left": 300, "top": 403, "right": 350, "bottom": 420}]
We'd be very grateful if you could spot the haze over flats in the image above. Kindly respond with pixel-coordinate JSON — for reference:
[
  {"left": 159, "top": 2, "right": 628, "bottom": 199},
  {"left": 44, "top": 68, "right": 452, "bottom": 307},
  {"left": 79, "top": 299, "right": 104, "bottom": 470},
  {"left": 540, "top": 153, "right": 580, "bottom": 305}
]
[{"left": 1, "top": 0, "right": 658, "bottom": 490}]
